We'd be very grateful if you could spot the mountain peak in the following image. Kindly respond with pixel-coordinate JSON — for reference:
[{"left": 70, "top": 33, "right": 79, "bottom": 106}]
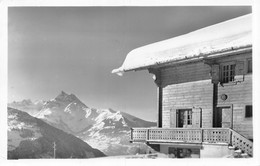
[
  {"left": 55, "top": 91, "right": 82, "bottom": 104},
  {"left": 108, "top": 108, "right": 117, "bottom": 113},
  {"left": 21, "top": 99, "right": 33, "bottom": 105},
  {"left": 60, "top": 90, "right": 68, "bottom": 96}
]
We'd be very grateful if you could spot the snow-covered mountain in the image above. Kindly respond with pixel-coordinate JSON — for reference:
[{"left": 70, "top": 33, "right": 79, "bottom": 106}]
[
  {"left": 8, "top": 99, "right": 46, "bottom": 116},
  {"left": 8, "top": 91, "right": 157, "bottom": 156},
  {"left": 8, "top": 107, "right": 105, "bottom": 159}
]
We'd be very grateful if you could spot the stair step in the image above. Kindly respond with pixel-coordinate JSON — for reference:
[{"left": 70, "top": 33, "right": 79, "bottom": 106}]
[
  {"left": 234, "top": 149, "right": 242, "bottom": 153},
  {"left": 228, "top": 146, "right": 235, "bottom": 150},
  {"left": 241, "top": 153, "right": 249, "bottom": 158}
]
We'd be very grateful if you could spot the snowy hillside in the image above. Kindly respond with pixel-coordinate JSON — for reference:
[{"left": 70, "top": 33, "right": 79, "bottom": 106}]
[
  {"left": 8, "top": 91, "right": 156, "bottom": 156},
  {"left": 8, "top": 107, "right": 105, "bottom": 159}
]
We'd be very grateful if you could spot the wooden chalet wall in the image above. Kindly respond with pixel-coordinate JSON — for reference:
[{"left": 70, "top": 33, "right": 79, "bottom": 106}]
[
  {"left": 157, "top": 52, "right": 252, "bottom": 139},
  {"left": 160, "top": 62, "right": 213, "bottom": 128},
  {"left": 216, "top": 52, "right": 252, "bottom": 139}
]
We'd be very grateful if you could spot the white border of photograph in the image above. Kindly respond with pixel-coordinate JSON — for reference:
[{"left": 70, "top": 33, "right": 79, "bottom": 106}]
[{"left": 1, "top": 0, "right": 259, "bottom": 166}]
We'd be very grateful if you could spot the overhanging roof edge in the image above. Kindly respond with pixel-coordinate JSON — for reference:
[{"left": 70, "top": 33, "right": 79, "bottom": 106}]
[
  {"left": 112, "top": 14, "right": 252, "bottom": 76},
  {"left": 112, "top": 45, "right": 252, "bottom": 75}
]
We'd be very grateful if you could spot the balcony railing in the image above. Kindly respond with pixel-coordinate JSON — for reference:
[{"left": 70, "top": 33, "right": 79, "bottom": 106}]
[
  {"left": 131, "top": 128, "right": 230, "bottom": 144},
  {"left": 130, "top": 128, "right": 253, "bottom": 156}
]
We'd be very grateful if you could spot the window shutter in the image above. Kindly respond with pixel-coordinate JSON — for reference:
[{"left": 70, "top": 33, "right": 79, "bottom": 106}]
[
  {"left": 162, "top": 110, "right": 170, "bottom": 128},
  {"left": 183, "top": 111, "right": 188, "bottom": 128},
  {"left": 170, "top": 109, "right": 177, "bottom": 128},
  {"left": 235, "top": 61, "right": 244, "bottom": 82},
  {"left": 192, "top": 108, "right": 201, "bottom": 128},
  {"left": 211, "top": 64, "right": 219, "bottom": 84}
]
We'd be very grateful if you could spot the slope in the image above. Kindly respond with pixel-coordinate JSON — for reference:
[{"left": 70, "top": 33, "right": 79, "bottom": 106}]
[{"left": 8, "top": 107, "right": 105, "bottom": 159}]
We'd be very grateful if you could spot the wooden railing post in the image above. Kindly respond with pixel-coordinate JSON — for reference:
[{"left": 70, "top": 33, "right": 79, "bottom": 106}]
[
  {"left": 130, "top": 128, "right": 133, "bottom": 141},
  {"left": 229, "top": 129, "right": 232, "bottom": 145},
  {"left": 201, "top": 128, "right": 204, "bottom": 142},
  {"left": 146, "top": 129, "right": 149, "bottom": 141}
]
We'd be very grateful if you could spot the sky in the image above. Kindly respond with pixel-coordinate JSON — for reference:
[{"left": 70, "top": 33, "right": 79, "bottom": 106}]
[{"left": 8, "top": 6, "right": 251, "bottom": 121}]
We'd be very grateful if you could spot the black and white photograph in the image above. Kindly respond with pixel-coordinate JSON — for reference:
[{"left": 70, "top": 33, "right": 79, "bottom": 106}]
[{"left": 1, "top": 0, "right": 260, "bottom": 165}]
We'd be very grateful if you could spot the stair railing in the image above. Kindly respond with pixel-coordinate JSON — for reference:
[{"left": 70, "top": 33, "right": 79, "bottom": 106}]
[{"left": 229, "top": 129, "right": 253, "bottom": 156}]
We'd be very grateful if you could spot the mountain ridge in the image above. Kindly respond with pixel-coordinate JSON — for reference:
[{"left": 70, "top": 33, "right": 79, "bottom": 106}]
[
  {"left": 8, "top": 91, "right": 157, "bottom": 156},
  {"left": 8, "top": 107, "right": 105, "bottom": 159}
]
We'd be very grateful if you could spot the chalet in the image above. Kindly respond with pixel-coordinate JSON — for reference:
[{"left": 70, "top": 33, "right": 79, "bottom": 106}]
[{"left": 112, "top": 14, "right": 253, "bottom": 158}]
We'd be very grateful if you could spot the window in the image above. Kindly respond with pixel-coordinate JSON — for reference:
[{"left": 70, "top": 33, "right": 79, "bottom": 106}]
[
  {"left": 248, "top": 59, "right": 252, "bottom": 73},
  {"left": 178, "top": 109, "right": 192, "bottom": 127},
  {"left": 186, "top": 110, "right": 192, "bottom": 125},
  {"left": 221, "top": 63, "right": 236, "bottom": 83},
  {"left": 245, "top": 105, "right": 252, "bottom": 118}
]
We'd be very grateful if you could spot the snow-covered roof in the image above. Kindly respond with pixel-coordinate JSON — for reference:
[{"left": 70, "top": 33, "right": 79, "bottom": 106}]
[{"left": 112, "top": 14, "right": 252, "bottom": 76}]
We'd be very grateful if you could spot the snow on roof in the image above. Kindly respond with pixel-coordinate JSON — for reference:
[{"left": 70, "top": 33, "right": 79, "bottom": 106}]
[{"left": 112, "top": 14, "right": 252, "bottom": 76}]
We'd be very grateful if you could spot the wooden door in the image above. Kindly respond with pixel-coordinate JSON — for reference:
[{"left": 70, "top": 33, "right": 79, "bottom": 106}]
[
  {"left": 222, "top": 107, "right": 232, "bottom": 128},
  {"left": 214, "top": 107, "right": 232, "bottom": 128}
]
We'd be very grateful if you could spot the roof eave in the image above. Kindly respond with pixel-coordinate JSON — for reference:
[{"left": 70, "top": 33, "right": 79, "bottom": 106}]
[{"left": 112, "top": 45, "right": 252, "bottom": 76}]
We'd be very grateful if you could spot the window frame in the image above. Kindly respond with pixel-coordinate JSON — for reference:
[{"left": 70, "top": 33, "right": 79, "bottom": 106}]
[
  {"left": 247, "top": 58, "right": 252, "bottom": 74},
  {"left": 245, "top": 105, "right": 253, "bottom": 118},
  {"left": 220, "top": 62, "right": 236, "bottom": 84},
  {"left": 186, "top": 110, "right": 192, "bottom": 125},
  {"left": 178, "top": 109, "right": 192, "bottom": 127}
]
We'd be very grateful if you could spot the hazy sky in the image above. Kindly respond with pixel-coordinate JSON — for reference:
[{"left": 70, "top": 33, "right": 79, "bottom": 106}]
[{"left": 8, "top": 6, "right": 251, "bottom": 121}]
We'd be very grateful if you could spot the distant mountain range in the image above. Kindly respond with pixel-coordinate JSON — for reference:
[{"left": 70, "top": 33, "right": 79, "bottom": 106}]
[
  {"left": 9, "top": 99, "right": 45, "bottom": 116},
  {"left": 8, "top": 91, "right": 157, "bottom": 156},
  {"left": 8, "top": 107, "right": 105, "bottom": 159}
]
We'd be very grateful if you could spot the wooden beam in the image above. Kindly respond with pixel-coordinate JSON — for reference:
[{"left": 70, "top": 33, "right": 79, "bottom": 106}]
[
  {"left": 158, "top": 87, "right": 162, "bottom": 128},
  {"left": 148, "top": 68, "right": 163, "bottom": 128}
]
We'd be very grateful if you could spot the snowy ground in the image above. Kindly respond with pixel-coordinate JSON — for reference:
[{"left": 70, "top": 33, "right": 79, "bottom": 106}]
[{"left": 104, "top": 153, "right": 170, "bottom": 159}]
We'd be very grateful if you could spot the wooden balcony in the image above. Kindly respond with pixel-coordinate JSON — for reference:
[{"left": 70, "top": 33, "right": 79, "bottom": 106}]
[{"left": 130, "top": 128, "right": 253, "bottom": 156}]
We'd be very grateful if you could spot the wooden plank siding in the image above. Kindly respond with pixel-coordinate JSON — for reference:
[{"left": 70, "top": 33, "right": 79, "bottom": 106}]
[
  {"left": 217, "top": 74, "right": 252, "bottom": 139},
  {"left": 162, "top": 80, "right": 213, "bottom": 128},
  {"left": 157, "top": 52, "right": 252, "bottom": 140},
  {"left": 160, "top": 62, "right": 211, "bottom": 87},
  {"left": 160, "top": 62, "right": 213, "bottom": 128},
  {"left": 216, "top": 53, "right": 252, "bottom": 139}
]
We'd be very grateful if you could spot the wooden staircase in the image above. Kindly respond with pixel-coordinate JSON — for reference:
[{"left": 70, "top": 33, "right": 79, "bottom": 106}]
[{"left": 229, "top": 129, "right": 253, "bottom": 156}]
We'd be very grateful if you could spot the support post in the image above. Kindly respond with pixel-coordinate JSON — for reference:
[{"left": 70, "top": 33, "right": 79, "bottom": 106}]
[
  {"left": 212, "top": 83, "right": 218, "bottom": 127},
  {"left": 229, "top": 129, "right": 233, "bottom": 146},
  {"left": 146, "top": 129, "right": 150, "bottom": 141},
  {"left": 201, "top": 129, "right": 204, "bottom": 142},
  {"left": 158, "top": 87, "right": 163, "bottom": 128},
  {"left": 130, "top": 128, "right": 133, "bottom": 141},
  {"left": 148, "top": 68, "right": 162, "bottom": 128}
]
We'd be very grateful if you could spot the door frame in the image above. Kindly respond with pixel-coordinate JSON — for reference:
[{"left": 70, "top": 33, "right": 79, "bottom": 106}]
[{"left": 214, "top": 104, "right": 233, "bottom": 129}]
